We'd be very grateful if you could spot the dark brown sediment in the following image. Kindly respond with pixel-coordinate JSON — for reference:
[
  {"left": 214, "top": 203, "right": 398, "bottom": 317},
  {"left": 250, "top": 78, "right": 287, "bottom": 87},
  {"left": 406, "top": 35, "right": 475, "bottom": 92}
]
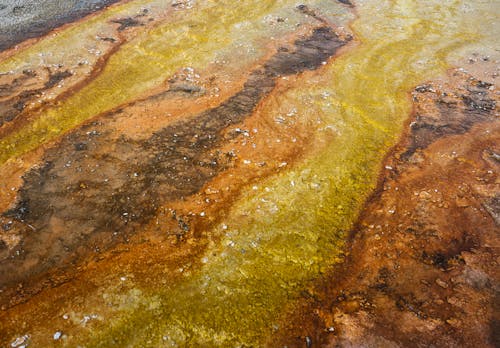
[
  {"left": 0, "top": 26, "right": 350, "bottom": 308},
  {"left": 337, "top": 0, "right": 354, "bottom": 7},
  {"left": 273, "top": 69, "right": 499, "bottom": 347}
]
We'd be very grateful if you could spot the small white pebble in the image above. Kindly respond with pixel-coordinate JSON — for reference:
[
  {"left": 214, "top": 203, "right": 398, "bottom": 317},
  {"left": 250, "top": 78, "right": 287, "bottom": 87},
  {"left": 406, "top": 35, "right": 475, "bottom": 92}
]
[
  {"left": 53, "top": 331, "right": 62, "bottom": 340},
  {"left": 10, "top": 335, "right": 29, "bottom": 347}
]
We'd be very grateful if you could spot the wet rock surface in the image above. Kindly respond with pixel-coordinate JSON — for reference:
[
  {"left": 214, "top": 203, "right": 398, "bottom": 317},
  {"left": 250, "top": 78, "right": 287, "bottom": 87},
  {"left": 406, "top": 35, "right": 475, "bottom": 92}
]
[
  {"left": 0, "top": 27, "right": 349, "bottom": 307},
  {"left": 275, "top": 70, "right": 499, "bottom": 347},
  {"left": 0, "top": 0, "right": 121, "bottom": 52}
]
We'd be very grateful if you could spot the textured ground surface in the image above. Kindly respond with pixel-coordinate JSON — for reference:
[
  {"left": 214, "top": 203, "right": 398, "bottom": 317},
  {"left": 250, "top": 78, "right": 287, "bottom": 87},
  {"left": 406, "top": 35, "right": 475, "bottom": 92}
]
[{"left": 0, "top": 0, "right": 498, "bottom": 347}]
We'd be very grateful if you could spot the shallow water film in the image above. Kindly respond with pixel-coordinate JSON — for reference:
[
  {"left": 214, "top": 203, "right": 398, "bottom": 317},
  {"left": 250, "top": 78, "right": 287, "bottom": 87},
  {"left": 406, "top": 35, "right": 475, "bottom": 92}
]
[{"left": 0, "top": 0, "right": 498, "bottom": 347}]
